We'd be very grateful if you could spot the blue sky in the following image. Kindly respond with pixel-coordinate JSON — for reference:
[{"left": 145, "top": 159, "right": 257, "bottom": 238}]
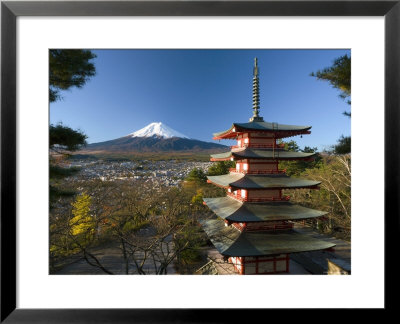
[{"left": 50, "top": 49, "right": 351, "bottom": 151}]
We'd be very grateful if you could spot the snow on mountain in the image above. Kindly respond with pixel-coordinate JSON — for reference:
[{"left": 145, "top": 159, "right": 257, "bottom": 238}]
[
  {"left": 85, "top": 121, "right": 227, "bottom": 153},
  {"left": 128, "top": 122, "right": 189, "bottom": 139}
]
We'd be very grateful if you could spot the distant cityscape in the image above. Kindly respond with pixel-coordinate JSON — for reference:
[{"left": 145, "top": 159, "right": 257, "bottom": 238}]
[{"left": 64, "top": 159, "right": 212, "bottom": 187}]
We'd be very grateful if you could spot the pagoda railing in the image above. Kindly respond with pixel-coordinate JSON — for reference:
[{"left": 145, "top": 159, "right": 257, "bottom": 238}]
[
  {"left": 245, "top": 196, "right": 291, "bottom": 202},
  {"left": 229, "top": 168, "right": 286, "bottom": 175},
  {"left": 230, "top": 143, "right": 285, "bottom": 149},
  {"left": 227, "top": 192, "right": 291, "bottom": 202},
  {"left": 232, "top": 222, "right": 293, "bottom": 232},
  {"left": 248, "top": 169, "right": 286, "bottom": 175},
  {"left": 294, "top": 216, "right": 328, "bottom": 228},
  {"left": 246, "top": 223, "right": 294, "bottom": 231},
  {"left": 226, "top": 192, "right": 242, "bottom": 202}
]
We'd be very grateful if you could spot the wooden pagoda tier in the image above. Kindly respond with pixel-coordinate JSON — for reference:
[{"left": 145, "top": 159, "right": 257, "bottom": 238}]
[
  {"left": 201, "top": 218, "right": 335, "bottom": 257},
  {"left": 203, "top": 197, "right": 327, "bottom": 223},
  {"left": 213, "top": 120, "right": 311, "bottom": 140},
  {"left": 200, "top": 218, "right": 335, "bottom": 274},
  {"left": 210, "top": 148, "right": 317, "bottom": 161},
  {"left": 207, "top": 173, "right": 320, "bottom": 190}
]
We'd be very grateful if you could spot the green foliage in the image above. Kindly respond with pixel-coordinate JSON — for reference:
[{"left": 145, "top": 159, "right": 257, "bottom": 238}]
[
  {"left": 282, "top": 140, "right": 300, "bottom": 152},
  {"left": 279, "top": 140, "right": 322, "bottom": 176},
  {"left": 49, "top": 165, "right": 81, "bottom": 179},
  {"left": 50, "top": 49, "right": 96, "bottom": 102},
  {"left": 121, "top": 220, "right": 148, "bottom": 233},
  {"left": 288, "top": 155, "right": 351, "bottom": 240},
  {"left": 50, "top": 123, "right": 87, "bottom": 152},
  {"left": 49, "top": 123, "right": 88, "bottom": 208},
  {"left": 49, "top": 164, "right": 81, "bottom": 207},
  {"left": 49, "top": 185, "right": 76, "bottom": 202},
  {"left": 49, "top": 124, "right": 87, "bottom": 207},
  {"left": 178, "top": 249, "right": 202, "bottom": 264},
  {"left": 49, "top": 51, "right": 94, "bottom": 207},
  {"left": 310, "top": 54, "right": 352, "bottom": 151},
  {"left": 311, "top": 54, "right": 351, "bottom": 116},
  {"left": 107, "top": 209, "right": 150, "bottom": 234},
  {"left": 174, "top": 225, "right": 205, "bottom": 268},
  {"left": 334, "top": 135, "right": 351, "bottom": 154},
  {"left": 207, "top": 161, "right": 235, "bottom": 176},
  {"left": 191, "top": 188, "right": 204, "bottom": 206},
  {"left": 185, "top": 168, "right": 207, "bottom": 183}
]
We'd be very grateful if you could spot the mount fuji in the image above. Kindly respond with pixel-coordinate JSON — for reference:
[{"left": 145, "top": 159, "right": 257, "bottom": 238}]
[
  {"left": 128, "top": 122, "right": 189, "bottom": 139},
  {"left": 82, "top": 122, "right": 227, "bottom": 154}
]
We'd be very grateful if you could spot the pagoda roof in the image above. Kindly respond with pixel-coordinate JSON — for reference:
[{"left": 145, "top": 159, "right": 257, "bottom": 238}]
[
  {"left": 210, "top": 148, "right": 316, "bottom": 161},
  {"left": 207, "top": 173, "right": 320, "bottom": 190},
  {"left": 200, "top": 218, "right": 335, "bottom": 257},
  {"left": 203, "top": 196, "right": 327, "bottom": 222},
  {"left": 213, "top": 121, "right": 311, "bottom": 140}
]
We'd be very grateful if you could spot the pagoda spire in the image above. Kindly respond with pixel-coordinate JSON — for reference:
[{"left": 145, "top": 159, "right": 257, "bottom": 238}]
[{"left": 250, "top": 57, "right": 264, "bottom": 122}]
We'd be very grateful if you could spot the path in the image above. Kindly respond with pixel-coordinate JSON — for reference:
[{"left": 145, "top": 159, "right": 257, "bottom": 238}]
[
  {"left": 54, "top": 242, "right": 176, "bottom": 275},
  {"left": 291, "top": 224, "right": 351, "bottom": 274}
]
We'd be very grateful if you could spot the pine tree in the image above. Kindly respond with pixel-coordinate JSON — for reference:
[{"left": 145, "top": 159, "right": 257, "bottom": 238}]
[
  {"left": 49, "top": 49, "right": 96, "bottom": 151},
  {"left": 50, "top": 49, "right": 96, "bottom": 103},
  {"left": 311, "top": 54, "right": 351, "bottom": 154},
  {"left": 185, "top": 168, "right": 207, "bottom": 183},
  {"left": 49, "top": 50, "right": 96, "bottom": 204},
  {"left": 207, "top": 161, "right": 235, "bottom": 176},
  {"left": 311, "top": 54, "right": 351, "bottom": 117}
]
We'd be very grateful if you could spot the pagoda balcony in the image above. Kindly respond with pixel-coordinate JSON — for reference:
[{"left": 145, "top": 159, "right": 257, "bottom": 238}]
[
  {"left": 230, "top": 143, "right": 285, "bottom": 150},
  {"left": 245, "top": 196, "right": 291, "bottom": 202},
  {"left": 229, "top": 168, "right": 242, "bottom": 174},
  {"left": 227, "top": 191, "right": 291, "bottom": 202},
  {"left": 229, "top": 168, "right": 286, "bottom": 175},
  {"left": 232, "top": 222, "right": 294, "bottom": 232},
  {"left": 248, "top": 169, "right": 286, "bottom": 175}
]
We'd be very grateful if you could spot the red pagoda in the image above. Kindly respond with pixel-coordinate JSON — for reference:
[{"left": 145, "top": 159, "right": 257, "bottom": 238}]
[{"left": 201, "top": 58, "right": 335, "bottom": 275}]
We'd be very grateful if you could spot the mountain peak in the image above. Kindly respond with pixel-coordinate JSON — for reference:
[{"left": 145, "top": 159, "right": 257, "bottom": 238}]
[{"left": 128, "top": 122, "right": 189, "bottom": 139}]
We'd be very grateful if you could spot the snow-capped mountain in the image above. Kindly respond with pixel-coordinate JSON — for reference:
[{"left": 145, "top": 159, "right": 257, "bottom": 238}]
[
  {"left": 83, "top": 122, "right": 227, "bottom": 154},
  {"left": 128, "top": 122, "right": 189, "bottom": 139}
]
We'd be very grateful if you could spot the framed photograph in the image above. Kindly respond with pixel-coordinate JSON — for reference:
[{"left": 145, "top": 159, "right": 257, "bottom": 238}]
[{"left": 1, "top": 0, "right": 397, "bottom": 321}]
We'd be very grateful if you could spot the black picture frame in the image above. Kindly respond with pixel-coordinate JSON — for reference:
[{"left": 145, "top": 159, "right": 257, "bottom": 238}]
[{"left": 1, "top": 0, "right": 398, "bottom": 322}]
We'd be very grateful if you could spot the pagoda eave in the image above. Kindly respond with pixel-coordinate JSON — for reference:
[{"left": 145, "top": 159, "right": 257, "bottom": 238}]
[
  {"left": 206, "top": 181, "right": 320, "bottom": 191},
  {"left": 210, "top": 149, "right": 317, "bottom": 161},
  {"left": 229, "top": 184, "right": 320, "bottom": 190},
  {"left": 210, "top": 156, "right": 315, "bottom": 162},
  {"left": 207, "top": 174, "right": 321, "bottom": 190},
  {"left": 206, "top": 179, "right": 229, "bottom": 189},
  {"left": 206, "top": 182, "right": 320, "bottom": 192},
  {"left": 213, "top": 130, "right": 311, "bottom": 141},
  {"left": 200, "top": 218, "right": 336, "bottom": 257},
  {"left": 213, "top": 122, "right": 312, "bottom": 140},
  {"left": 210, "top": 157, "right": 232, "bottom": 162},
  {"left": 203, "top": 197, "right": 328, "bottom": 222}
]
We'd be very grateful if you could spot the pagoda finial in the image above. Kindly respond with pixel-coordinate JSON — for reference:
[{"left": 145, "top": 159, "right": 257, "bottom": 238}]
[{"left": 250, "top": 57, "right": 264, "bottom": 122}]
